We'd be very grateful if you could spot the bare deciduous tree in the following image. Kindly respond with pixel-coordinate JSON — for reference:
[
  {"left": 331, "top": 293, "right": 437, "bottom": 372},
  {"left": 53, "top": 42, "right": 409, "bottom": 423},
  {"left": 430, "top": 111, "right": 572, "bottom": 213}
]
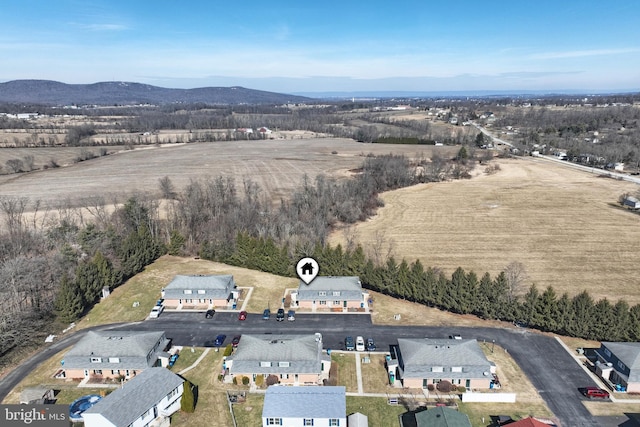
[{"left": 504, "top": 261, "right": 528, "bottom": 303}]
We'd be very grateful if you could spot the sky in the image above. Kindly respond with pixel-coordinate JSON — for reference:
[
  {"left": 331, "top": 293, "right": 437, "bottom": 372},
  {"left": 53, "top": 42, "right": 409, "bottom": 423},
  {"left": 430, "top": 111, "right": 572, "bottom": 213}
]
[{"left": 1, "top": 0, "right": 639, "bottom": 95}]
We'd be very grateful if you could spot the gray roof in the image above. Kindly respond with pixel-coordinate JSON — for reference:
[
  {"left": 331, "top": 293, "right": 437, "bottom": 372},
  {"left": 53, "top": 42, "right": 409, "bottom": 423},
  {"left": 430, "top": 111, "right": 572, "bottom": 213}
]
[
  {"left": 401, "top": 407, "right": 472, "bottom": 427},
  {"left": 227, "top": 334, "right": 324, "bottom": 375},
  {"left": 297, "top": 276, "right": 364, "bottom": 301},
  {"left": 20, "top": 387, "right": 52, "bottom": 404},
  {"left": 262, "top": 386, "right": 346, "bottom": 419},
  {"left": 602, "top": 342, "right": 640, "bottom": 381},
  {"left": 63, "top": 330, "right": 168, "bottom": 370},
  {"left": 348, "top": 412, "right": 369, "bottom": 427},
  {"left": 397, "top": 339, "right": 491, "bottom": 379},
  {"left": 84, "top": 367, "right": 184, "bottom": 427},
  {"left": 163, "top": 274, "right": 236, "bottom": 300}
]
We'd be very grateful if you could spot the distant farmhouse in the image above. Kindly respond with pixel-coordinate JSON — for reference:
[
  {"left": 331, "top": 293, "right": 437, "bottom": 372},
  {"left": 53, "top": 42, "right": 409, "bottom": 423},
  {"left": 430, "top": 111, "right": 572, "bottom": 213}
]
[
  {"left": 161, "top": 274, "right": 239, "bottom": 309},
  {"left": 290, "top": 276, "right": 369, "bottom": 312},
  {"left": 59, "top": 331, "right": 170, "bottom": 380}
]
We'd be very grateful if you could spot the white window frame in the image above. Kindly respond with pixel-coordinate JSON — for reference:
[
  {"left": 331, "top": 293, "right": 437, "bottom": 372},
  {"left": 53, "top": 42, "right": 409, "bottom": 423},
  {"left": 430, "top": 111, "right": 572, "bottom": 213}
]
[
  {"left": 90, "top": 357, "right": 102, "bottom": 363},
  {"left": 108, "top": 357, "right": 120, "bottom": 363},
  {"left": 183, "top": 289, "right": 192, "bottom": 294}
]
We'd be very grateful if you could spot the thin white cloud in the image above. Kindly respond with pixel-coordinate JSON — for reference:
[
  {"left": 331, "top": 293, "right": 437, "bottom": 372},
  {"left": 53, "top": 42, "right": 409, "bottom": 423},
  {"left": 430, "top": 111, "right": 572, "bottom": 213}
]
[
  {"left": 529, "top": 48, "right": 640, "bottom": 60},
  {"left": 76, "top": 23, "right": 127, "bottom": 31}
]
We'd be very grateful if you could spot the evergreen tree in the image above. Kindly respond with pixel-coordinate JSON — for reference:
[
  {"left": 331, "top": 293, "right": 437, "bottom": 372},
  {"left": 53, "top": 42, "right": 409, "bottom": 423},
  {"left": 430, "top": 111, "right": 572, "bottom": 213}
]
[
  {"left": 537, "top": 286, "right": 558, "bottom": 332},
  {"left": 180, "top": 380, "right": 196, "bottom": 413},
  {"left": 54, "top": 274, "right": 84, "bottom": 323}
]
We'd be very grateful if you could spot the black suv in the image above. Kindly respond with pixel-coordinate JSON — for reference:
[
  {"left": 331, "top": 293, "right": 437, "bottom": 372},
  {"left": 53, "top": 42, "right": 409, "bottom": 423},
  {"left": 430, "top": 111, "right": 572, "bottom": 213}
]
[
  {"left": 345, "top": 336, "right": 355, "bottom": 351},
  {"left": 276, "top": 308, "right": 285, "bottom": 321}
]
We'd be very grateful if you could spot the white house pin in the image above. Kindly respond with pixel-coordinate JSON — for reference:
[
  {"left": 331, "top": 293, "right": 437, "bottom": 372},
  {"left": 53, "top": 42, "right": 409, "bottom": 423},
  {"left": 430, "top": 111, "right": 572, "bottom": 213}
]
[{"left": 296, "top": 257, "right": 319, "bottom": 285}]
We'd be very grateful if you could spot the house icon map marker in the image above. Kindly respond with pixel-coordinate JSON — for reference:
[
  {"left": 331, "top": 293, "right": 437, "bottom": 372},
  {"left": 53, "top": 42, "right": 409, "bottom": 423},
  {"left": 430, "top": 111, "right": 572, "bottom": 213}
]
[{"left": 296, "top": 257, "right": 319, "bottom": 285}]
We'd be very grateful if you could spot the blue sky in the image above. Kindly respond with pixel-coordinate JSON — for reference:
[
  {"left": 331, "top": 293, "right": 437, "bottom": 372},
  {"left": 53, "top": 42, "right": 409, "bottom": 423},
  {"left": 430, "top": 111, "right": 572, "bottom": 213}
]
[{"left": 1, "top": 1, "right": 639, "bottom": 94}]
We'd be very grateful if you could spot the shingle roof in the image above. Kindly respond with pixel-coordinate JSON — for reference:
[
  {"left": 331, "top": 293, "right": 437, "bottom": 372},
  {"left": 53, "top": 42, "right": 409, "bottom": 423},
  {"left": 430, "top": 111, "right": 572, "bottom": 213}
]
[
  {"left": 413, "top": 407, "right": 471, "bottom": 427},
  {"left": 63, "top": 330, "right": 168, "bottom": 370},
  {"left": 297, "top": 276, "right": 364, "bottom": 301},
  {"left": 83, "top": 367, "right": 184, "bottom": 427},
  {"left": 262, "top": 386, "right": 346, "bottom": 419},
  {"left": 397, "top": 338, "right": 491, "bottom": 379},
  {"left": 162, "top": 274, "right": 236, "bottom": 300},
  {"left": 602, "top": 342, "right": 640, "bottom": 382},
  {"left": 227, "top": 334, "right": 324, "bottom": 374}
]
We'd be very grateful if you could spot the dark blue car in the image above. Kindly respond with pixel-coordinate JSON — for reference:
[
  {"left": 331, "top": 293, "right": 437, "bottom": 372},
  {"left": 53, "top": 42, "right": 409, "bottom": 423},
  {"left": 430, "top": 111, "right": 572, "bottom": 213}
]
[{"left": 214, "top": 334, "right": 226, "bottom": 347}]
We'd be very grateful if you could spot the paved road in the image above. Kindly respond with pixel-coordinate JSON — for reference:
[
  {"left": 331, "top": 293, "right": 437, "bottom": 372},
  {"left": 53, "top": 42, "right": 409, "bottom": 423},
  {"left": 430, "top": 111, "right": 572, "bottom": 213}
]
[{"left": 0, "top": 313, "right": 626, "bottom": 427}]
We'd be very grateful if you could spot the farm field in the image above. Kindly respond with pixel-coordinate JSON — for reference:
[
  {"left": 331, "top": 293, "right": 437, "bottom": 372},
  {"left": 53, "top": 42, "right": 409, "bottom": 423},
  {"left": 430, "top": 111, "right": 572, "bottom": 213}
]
[
  {"left": 329, "top": 156, "right": 640, "bottom": 305},
  {"left": 0, "top": 138, "right": 457, "bottom": 207}
]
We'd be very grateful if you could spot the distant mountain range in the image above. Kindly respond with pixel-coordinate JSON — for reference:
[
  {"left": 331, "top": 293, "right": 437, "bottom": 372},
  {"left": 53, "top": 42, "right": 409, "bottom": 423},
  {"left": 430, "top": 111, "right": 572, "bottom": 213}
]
[{"left": 0, "top": 80, "right": 312, "bottom": 105}]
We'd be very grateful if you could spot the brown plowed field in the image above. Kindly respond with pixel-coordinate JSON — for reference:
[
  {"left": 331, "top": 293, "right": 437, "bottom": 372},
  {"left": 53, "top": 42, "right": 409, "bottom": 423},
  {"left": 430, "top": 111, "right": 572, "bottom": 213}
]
[{"left": 0, "top": 138, "right": 457, "bottom": 206}]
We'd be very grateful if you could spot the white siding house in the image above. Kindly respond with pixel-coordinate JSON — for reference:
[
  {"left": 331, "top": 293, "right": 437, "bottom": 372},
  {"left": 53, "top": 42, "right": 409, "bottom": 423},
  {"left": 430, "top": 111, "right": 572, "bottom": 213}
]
[
  {"left": 262, "top": 386, "right": 346, "bottom": 427},
  {"left": 82, "top": 367, "right": 184, "bottom": 427}
]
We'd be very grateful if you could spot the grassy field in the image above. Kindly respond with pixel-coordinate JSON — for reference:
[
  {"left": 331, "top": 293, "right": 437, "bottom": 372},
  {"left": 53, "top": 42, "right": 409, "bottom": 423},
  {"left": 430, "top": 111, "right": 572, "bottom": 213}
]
[
  {"left": 332, "top": 353, "right": 359, "bottom": 393},
  {"left": 329, "top": 156, "right": 640, "bottom": 305}
]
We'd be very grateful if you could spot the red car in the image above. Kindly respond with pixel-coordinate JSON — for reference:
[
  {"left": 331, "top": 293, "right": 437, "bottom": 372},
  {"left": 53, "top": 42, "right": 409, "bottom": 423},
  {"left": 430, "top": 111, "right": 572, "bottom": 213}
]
[
  {"left": 582, "top": 387, "right": 610, "bottom": 399},
  {"left": 238, "top": 311, "right": 247, "bottom": 321}
]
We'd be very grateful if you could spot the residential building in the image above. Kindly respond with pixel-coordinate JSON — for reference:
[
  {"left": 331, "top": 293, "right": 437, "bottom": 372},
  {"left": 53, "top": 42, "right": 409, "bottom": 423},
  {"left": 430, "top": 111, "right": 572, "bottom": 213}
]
[
  {"left": 390, "top": 338, "right": 493, "bottom": 389},
  {"left": 503, "top": 417, "right": 554, "bottom": 427},
  {"left": 290, "top": 276, "right": 369, "bottom": 312},
  {"left": 161, "top": 274, "right": 238, "bottom": 309},
  {"left": 399, "top": 406, "right": 472, "bottom": 427},
  {"left": 224, "top": 333, "right": 330, "bottom": 386},
  {"left": 82, "top": 367, "right": 184, "bottom": 427},
  {"left": 262, "top": 385, "right": 346, "bottom": 427},
  {"left": 59, "top": 331, "right": 170, "bottom": 380},
  {"left": 595, "top": 342, "right": 640, "bottom": 392}
]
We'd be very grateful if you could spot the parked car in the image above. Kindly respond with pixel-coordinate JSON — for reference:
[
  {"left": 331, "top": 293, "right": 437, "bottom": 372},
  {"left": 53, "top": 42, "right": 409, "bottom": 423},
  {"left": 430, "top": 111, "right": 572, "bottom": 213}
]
[
  {"left": 231, "top": 335, "right": 241, "bottom": 348},
  {"left": 214, "top": 334, "right": 226, "bottom": 347},
  {"left": 149, "top": 305, "right": 164, "bottom": 318},
  {"left": 168, "top": 353, "right": 179, "bottom": 367},
  {"left": 276, "top": 308, "right": 285, "bottom": 321},
  {"left": 262, "top": 309, "right": 271, "bottom": 320},
  {"left": 238, "top": 310, "right": 247, "bottom": 321},
  {"left": 155, "top": 299, "right": 164, "bottom": 306},
  {"left": 205, "top": 309, "right": 215, "bottom": 319},
  {"left": 366, "top": 338, "right": 376, "bottom": 351},
  {"left": 582, "top": 387, "right": 610, "bottom": 399},
  {"left": 355, "top": 336, "right": 365, "bottom": 352},
  {"left": 345, "top": 336, "right": 355, "bottom": 351},
  {"left": 449, "top": 334, "right": 462, "bottom": 340},
  {"left": 287, "top": 310, "right": 296, "bottom": 321}
]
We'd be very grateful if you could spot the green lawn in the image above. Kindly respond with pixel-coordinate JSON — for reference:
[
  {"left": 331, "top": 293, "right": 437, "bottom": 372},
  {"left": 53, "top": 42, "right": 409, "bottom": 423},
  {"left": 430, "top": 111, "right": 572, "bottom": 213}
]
[
  {"left": 232, "top": 393, "right": 264, "bottom": 427},
  {"left": 331, "top": 352, "right": 358, "bottom": 393},
  {"left": 347, "top": 396, "right": 406, "bottom": 427}
]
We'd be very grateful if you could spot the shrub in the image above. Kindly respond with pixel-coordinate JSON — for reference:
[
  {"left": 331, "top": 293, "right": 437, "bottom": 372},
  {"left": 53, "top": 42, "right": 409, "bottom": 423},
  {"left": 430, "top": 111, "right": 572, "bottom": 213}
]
[
  {"left": 233, "top": 377, "right": 239, "bottom": 385},
  {"left": 255, "top": 375, "right": 264, "bottom": 387},
  {"left": 223, "top": 344, "right": 233, "bottom": 357},
  {"left": 427, "top": 384, "right": 435, "bottom": 391},
  {"left": 266, "top": 374, "right": 279, "bottom": 386},
  {"left": 180, "top": 380, "right": 195, "bottom": 412},
  {"left": 457, "top": 386, "right": 466, "bottom": 393},
  {"left": 242, "top": 376, "right": 250, "bottom": 386},
  {"left": 436, "top": 380, "right": 453, "bottom": 393}
]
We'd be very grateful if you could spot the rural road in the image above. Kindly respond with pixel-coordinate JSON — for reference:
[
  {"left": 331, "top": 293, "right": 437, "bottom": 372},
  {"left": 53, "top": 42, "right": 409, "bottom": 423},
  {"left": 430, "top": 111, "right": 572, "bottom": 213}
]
[{"left": 0, "top": 312, "right": 625, "bottom": 427}]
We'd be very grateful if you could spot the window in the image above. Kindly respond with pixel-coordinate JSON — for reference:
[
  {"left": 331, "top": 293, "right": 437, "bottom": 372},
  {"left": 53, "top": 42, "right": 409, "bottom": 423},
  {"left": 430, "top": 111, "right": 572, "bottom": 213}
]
[
  {"left": 197, "top": 289, "right": 206, "bottom": 294},
  {"left": 93, "top": 369, "right": 102, "bottom": 375},
  {"left": 604, "top": 348, "right": 612, "bottom": 357},
  {"left": 278, "top": 361, "right": 290, "bottom": 368},
  {"left": 618, "top": 361, "right": 626, "bottom": 370},
  {"left": 332, "top": 291, "right": 341, "bottom": 296},
  {"left": 267, "top": 418, "right": 282, "bottom": 425},
  {"left": 319, "top": 301, "right": 326, "bottom": 305},
  {"left": 318, "top": 291, "right": 327, "bottom": 297},
  {"left": 166, "top": 387, "right": 179, "bottom": 400},
  {"left": 451, "top": 366, "right": 462, "bottom": 373},
  {"left": 304, "top": 420, "right": 314, "bottom": 426},
  {"left": 260, "top": 361, "right": 272, "bottom": 367},
  {"left": 111, "top": 369, "right": 120, "bottom": 375},
  {"left": 329, "top": 419, "right": 340, "bottom": 426},
  {"left": 432, "top": 366, "right": 443, "bottom": 373},
  {"left": 183, "top": 289, "right": 192, "bottom": 294},
  {"left": 333, "top": 301, "right": 340, "bottom": 306},
  {"left": 108, "top": 357, "right": 120, "bottom": 363},
  {"left": 90, "top": 357, "right": 102, "bottom": 363}
]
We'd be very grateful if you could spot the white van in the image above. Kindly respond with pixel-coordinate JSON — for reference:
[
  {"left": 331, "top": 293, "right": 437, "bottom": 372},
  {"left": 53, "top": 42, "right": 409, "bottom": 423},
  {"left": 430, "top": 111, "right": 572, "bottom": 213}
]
[
  {"left": 149, "top": 305, "right": 164, "bottom": 318},
  {"left": 355, "top": 336, "right": 365, "bottom": 352}
]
